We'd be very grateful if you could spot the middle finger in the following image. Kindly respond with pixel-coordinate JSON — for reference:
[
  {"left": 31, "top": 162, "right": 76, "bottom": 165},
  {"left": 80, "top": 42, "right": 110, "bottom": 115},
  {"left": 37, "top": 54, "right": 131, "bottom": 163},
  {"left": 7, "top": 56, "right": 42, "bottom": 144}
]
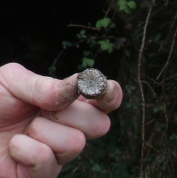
[{"left": 40, "top": 100, "right": 111, "bottom": 139}]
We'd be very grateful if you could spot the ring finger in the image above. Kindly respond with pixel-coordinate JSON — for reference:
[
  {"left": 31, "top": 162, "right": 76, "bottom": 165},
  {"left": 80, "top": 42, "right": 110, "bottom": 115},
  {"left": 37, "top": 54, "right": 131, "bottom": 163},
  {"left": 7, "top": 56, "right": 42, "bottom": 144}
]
[{"left": 27, "top": 117, "right": 86, "bottom": 164}]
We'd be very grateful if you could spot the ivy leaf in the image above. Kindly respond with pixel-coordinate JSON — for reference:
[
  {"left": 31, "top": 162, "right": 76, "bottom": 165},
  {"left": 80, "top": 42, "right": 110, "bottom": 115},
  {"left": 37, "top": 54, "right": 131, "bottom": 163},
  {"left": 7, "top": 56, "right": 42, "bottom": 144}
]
[
  {"left": 92, "top": 164, "right": 102, "bottom": 172},
  {"left": 82, "top": 58, "right": 95, "bottom": 68},
  {"left": 77, "top": 30, "right": 87, "bottom": 39},
  {"left": 117, "top": 0, "right": 136, "bottom": 13},
  {"left": 117, "top": 0, "right": 127, "bottom": 11},
  {"left": 127, "top": 1, "right": 136, "bottom": 9},
  {"left": 96, "top": 17, "right": 111, "bottom": 28},
  {"left": 98, "top": 39, "right": 114, "bottom": 53},
  {"left": 98, "top": 40, "right": 110, "bottom": 51},
  {"left": 62, "top": 41, "right": 72, "bottom": 49}
]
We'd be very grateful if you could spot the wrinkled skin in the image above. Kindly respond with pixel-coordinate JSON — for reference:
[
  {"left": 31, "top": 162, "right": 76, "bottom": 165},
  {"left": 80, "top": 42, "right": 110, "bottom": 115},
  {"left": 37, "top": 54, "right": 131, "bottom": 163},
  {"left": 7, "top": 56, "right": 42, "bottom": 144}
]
[{"left": 0, "top": 63, "right": 123, "bottom": 178}]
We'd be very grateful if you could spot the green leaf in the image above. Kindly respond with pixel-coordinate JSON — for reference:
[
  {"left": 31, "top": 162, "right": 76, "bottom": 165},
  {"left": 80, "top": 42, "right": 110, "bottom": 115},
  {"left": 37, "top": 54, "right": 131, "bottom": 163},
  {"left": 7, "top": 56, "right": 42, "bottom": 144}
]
[
  {"left": 92, "top": 164, "right": 102, "bottom": 172},
  {"left": 62, "top": 41, "right": 72, "bottom": 49},
  {"left": 96, "top": 17, "right": 111, "bottom": 28},
  {"left": 127, "top": 1, "right": 136, "bottom": 9},
  {"left": 98, "top": 40, "right": 110, "bottom": 51},
  {"left": 77, "top": 30, "right": 87, "bottom": 39},
  {"left": 98, "top": 39, "right": 114, "bottom": 53},
  {"left": 82, "top": 58, "right": 95, "bottom": 68},
  {"left": 117, "top": 0, "right": 136, "bottom": 13},
  {"left": 117, "top": 0, "right": 127, "bottom": 11},
  {"left": 117, "top": 0, "right": 126, "bottom": 7}
]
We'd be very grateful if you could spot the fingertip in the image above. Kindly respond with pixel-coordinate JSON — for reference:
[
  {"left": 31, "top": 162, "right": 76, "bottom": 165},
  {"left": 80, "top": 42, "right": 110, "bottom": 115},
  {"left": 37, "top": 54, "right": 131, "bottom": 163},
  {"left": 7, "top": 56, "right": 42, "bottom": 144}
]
[
  {"left": 9, "top": 134, "right": 51, "bottom": 167},
  {"left": 30, "top": 73, "right": 80, "bottom": 111},
  {"left": 9, "top": 134, "right": 58, "bottom": 168},
  {"left": 86, "top": 114, "right": 111, "bottom": 139},
  {"left": 9, "top": 134, "right": 34, "bottom": 167},
  {"left": 30, "top": 74, "right": 79, "bottom": 111},
  {"left": 56, "top": 129, "right": 86, "bottom": 164},
  {"left": 56, "top": 73, "right": 79, "bottom": 110},
  {"left": 9, "top": 134, "right": 61, "bottom": 178},
  {"left": 105, "top": 80, "right": 123, "bottom": 109},
  {"left": 66, "top": 129, "right": 86, "bottom": 153},
  {"left": 97, "top": 115, "right": 111, "bottom": 137},
  {"left": 88, "top": 80, "right": 123, "bottom": 113}
]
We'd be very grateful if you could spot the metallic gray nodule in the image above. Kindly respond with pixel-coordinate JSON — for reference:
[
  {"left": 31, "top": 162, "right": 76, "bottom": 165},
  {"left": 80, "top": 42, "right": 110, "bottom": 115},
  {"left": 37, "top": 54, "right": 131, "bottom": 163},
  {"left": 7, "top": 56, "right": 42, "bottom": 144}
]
[{"left": 77, "top": 68, "right": 107, "bottom": 99}]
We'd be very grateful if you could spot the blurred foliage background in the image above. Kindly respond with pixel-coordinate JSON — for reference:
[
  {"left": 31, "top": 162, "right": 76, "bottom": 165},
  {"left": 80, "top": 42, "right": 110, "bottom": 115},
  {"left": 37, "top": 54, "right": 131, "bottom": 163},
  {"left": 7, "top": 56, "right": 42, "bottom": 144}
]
[{"left": 1, "top": 0, "right": 177, "bottom": 177}]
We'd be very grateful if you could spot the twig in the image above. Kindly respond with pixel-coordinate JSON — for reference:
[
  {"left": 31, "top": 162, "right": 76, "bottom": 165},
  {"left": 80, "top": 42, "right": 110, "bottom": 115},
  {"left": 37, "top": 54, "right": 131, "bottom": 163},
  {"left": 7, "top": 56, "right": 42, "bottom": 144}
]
[
  {"left": 145, "top": 119, "right": 155, "bottom": 126},
  {"left": 137, "top": 0, "right": 156, "bottom": 177},
  {"left": 165, "top": 0, "right": 169, "bottom": 6},
  {"left": 145, "top": 142, "right": 159, "bottom": 153},
  {"left": 165, "top": 12, "right": 177, "bottom": 44},
  {"left": 49, "top": 50, "right": 65, "bottom": 76},
  {"left": 168, "top": 100, "right": 177, "bottom": 121},
  {"left": 159, "top": 12, "right": 177, "bottom": 52},
  {"left": 104, "top": 0, "right": 115, "bottom": 17},
  {"left": 163, "top": 101, "right": 169, "bottom": 137},
  {"left": 67, "top": 24, "right": 100, "bottom": 31},
  {"left": 156, "top": 25, "right": 177, "bottom": 80},
  {"left": 141, "top": 80, "right": 156, "bottom": 96},
  {"left": 161, "top": 73, "right": 177, "bottom": 82}
]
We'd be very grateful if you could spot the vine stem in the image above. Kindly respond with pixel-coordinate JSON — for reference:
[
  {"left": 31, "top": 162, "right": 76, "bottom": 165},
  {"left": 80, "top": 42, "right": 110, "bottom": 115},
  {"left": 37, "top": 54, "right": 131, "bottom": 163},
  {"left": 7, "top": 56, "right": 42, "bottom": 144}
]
[
  {"left": 137, "top": 1, "right": 156, "bottom": 177},
  {"left": 156, "top": 25, "right": 177, "bottom": 80}
]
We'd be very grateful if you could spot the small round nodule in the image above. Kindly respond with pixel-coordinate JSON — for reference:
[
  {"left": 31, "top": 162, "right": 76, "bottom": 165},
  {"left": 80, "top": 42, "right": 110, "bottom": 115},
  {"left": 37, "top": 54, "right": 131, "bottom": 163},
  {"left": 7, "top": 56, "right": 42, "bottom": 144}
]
[{"left": 77, "top": 68, "right": 107, "bottom": 99}]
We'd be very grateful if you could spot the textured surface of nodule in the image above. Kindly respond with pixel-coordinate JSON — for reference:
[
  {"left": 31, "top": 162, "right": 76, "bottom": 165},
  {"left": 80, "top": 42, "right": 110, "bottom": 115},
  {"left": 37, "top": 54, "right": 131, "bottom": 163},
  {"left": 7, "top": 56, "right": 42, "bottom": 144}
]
[{"left": 77, "top": 68, "right": 107, "bottom": 99}]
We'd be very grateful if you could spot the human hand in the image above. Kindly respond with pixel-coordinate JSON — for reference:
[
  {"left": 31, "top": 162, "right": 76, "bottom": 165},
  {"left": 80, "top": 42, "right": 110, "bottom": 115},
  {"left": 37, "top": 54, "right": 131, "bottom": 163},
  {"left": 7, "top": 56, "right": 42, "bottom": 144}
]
[{"left": 0, "top": 63, "right": 123, "bottom": 178}]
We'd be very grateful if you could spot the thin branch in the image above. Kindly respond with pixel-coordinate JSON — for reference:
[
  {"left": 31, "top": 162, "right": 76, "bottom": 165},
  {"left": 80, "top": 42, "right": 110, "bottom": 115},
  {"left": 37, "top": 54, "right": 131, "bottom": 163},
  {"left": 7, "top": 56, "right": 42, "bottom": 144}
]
[
  {"left": 168, "top": 98, "right": 177, "bottom": 118},
  {"left": 49, "top": 49, "right": 65, "bottom": 76},
  {"left": 137, "top": 0, "right": 156, "bottom": 177},
  {"left": 165, "top": 12, "right": 177, "bottom": 43},
  {"left": 145, "top": 142, "right": 159, "bottom": 153},
  {"left": 67, "top": 24, "right": 100, "bottom": 31},
  {"left": 145, "top": 119, "right": 155, "bottom": 126},
  {"left": 156, "top": 25, "right": 177, "bottom": 80},
  {"left": 159, "top": 12, "right": 177, "bottom": 52},
  {"left": 165, "top": 0, "right": 169, "bottom": 6},
  {"left": 163, "top": 101, "right": 169, "bottom": 137},
  {"left": 104, "top": 0, "right": 115, "bottom": 17},
  {"left": 141, "top": 80, "right": 156, "bottom": 96},
  {"left": 161, "top": 73, "right": 177, "bottom": 82}
]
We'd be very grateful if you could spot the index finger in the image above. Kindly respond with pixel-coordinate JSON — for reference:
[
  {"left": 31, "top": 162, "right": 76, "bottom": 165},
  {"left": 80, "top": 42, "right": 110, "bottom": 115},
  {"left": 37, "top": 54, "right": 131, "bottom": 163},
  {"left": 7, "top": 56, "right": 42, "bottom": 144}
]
[
  {"left": 0, "top": 63, "right": 79, "bottom": 111},
  {"left": 78, "top": 80, "right": 123, "bottom": 113}
]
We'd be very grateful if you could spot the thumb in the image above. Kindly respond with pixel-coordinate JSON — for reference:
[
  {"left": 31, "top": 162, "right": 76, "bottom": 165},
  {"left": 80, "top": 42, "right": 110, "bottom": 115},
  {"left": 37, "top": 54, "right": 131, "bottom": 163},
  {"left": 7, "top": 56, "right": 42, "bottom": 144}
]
[{"left": 0, "top": 63, "right": 79, "bottom": 111}]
